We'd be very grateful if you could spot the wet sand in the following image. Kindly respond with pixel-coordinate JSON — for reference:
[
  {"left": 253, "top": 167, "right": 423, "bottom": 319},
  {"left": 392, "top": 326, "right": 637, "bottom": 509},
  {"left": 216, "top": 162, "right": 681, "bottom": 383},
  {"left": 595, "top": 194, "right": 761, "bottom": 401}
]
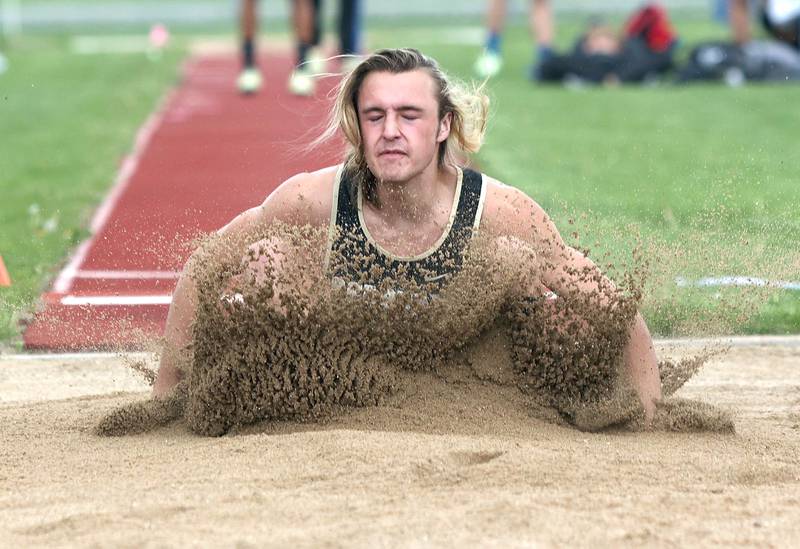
[{"left": 1, "top": 341, "right": 799, "bottom": 547}]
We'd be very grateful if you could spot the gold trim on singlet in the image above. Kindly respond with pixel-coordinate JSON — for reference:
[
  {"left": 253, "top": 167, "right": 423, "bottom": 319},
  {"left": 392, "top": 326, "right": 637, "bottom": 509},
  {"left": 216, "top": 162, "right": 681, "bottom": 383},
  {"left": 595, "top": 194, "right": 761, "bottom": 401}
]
[
  {"left": 356, "top": 166, "right": 464, "bottom": 262},
  {"left": 322, "top": 163, "right": 345, "bottom": 274},
  {"left": 473, "top": 171, "right": 487, "bottom": 231}
]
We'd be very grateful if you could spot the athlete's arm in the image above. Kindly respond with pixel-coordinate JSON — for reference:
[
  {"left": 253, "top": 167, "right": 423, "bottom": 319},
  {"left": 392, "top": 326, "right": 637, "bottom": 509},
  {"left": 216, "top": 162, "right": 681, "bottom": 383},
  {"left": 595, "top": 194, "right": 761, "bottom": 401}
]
[
  {"left": 482, "top": 181, "right": 661, "bottom": 420},
  {"left": 152, "top": 169, "right": 335, "bottom": 396}
]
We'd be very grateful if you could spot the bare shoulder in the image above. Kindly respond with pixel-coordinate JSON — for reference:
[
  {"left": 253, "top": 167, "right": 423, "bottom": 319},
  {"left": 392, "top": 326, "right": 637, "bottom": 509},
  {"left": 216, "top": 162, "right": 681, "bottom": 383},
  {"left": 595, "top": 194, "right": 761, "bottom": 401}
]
[
  {"left": 219, "top": 165, "right": 340, "bottom": 236},
  {"left": 479, "top": 173, "right": 552, "bottom": 240},
  {"left": 261, "top": 165, "right": 339, "bottom": 225}
]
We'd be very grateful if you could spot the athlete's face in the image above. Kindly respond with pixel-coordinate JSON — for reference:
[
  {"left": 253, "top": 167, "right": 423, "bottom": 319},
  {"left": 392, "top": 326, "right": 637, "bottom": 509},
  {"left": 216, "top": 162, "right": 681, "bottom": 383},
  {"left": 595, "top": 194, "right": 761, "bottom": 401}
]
[{"left": 357, "top": 69, "right": 451, "bottom": 184}]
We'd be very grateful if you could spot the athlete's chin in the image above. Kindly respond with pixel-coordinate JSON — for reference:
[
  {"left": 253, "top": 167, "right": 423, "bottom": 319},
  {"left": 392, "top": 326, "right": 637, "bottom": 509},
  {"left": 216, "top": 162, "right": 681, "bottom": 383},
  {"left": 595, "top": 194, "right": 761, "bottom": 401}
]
[
  {"left": 376, "top": 171, "right": 408, "bottom": 184},
  {"left": 371, "top": 161, "right": 412, "bottom": 183}
]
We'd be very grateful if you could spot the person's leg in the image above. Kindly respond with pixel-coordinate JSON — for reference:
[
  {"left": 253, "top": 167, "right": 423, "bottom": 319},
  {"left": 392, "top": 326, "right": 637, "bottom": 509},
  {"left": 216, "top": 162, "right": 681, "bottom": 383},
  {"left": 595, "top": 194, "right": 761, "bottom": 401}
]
[
  {"left": 293, "top": 0, "right": 315, "bottom": 66},
  {"left": 728, "top": 0, "right": 752, "bottom": 44},
  {"left": 241, "top": 0, "right": 258, "bottom": 67},
  {"left": 474, "top": 0, "right": 507, "bottom": 78},
  {"left": 338, "top": 0, "right": 362, "bottom": 56},
  {"left": 237, "top": 0, "right": 263, "bottom": 93},
  {"left": 306, "top": 0, "right": 327, "bottom": 73},
  {"left": 486, "top": 0, "right": 507, "bottom": 51},
  {"left": 289, "top": 0, "right": 317, "bottom": 96},
  {"left": 530, "top": 0, "right": 555, "bottom": 80},
  {"left": 312, "top": 0, "right": 323, "bottom": 46}
]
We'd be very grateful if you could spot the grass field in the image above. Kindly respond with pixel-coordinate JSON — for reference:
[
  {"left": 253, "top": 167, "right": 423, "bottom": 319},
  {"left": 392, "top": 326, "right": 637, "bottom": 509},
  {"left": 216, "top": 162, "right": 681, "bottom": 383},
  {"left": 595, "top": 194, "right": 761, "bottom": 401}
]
[
  {"left": 1, "top": 13, "right": 798, "bottom": 347},
  {"left": 0, "top": 34, "right": 184, "bottom": 344}
]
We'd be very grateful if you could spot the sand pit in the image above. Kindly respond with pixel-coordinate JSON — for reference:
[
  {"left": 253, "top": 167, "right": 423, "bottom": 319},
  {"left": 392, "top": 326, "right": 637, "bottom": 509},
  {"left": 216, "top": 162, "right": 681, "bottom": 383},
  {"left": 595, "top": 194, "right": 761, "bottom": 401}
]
[{"left": 1, "top": 340, "right": 799, "bottom": 547}]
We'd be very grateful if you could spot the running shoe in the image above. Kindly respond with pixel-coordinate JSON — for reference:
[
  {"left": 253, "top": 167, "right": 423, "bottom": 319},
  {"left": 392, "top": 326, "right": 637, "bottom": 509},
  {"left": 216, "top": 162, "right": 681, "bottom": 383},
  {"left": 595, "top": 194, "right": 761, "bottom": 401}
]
[
  {"left": 287, "top": 67, "right": 315, "bottom": 96},
  {"left": 306, "top": 46, "right": 327, "bottom": 74},
  {"left": 237, "top": 67, "right": 263, "bottom": 94},
  {"left": 474, "top": 50, "right": 503, "bottom": 78}
]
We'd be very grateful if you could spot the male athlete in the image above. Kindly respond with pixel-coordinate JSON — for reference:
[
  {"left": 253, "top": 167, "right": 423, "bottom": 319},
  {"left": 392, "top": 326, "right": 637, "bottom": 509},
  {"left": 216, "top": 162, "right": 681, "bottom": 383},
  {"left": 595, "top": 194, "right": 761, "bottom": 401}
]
[{"left": 157, "top": 48, "right": 662, "bottom": 419}]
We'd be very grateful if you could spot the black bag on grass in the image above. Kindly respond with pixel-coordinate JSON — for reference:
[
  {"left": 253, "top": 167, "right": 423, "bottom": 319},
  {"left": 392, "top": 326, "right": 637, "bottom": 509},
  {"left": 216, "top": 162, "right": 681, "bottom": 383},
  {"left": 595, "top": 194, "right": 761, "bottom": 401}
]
[{"left": 676, "top": 40, "right": 800, "bottom": 85}]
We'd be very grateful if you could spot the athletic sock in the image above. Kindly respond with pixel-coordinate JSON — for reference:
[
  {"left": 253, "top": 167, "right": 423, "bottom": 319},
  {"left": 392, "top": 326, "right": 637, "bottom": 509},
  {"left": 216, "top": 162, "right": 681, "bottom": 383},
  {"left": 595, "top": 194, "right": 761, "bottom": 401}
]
[
  {"left": 536, "top": 44, "right": 554, "bottom": 63},
  {"left": 486, "top": 32, "right": 502, "bottom": 54},
  {"left": 297, "top": 43, "right": 310, "bottom": 68},
  {"left": 530, "top": 44, "right": 554, "bottom": 81},
  {"left": 243, "top": 38, "right": 255, "bottom": 68}
]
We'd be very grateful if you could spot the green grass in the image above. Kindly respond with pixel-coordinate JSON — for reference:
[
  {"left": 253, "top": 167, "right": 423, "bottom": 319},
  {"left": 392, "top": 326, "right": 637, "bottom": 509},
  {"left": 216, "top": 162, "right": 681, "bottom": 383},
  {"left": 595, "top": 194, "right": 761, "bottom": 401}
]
[
  {"left": 0, "top": 34, "right": 184, "bottom": 347},
  {"left": 0, "top": 14, "right": 798, "bottom": 346}
]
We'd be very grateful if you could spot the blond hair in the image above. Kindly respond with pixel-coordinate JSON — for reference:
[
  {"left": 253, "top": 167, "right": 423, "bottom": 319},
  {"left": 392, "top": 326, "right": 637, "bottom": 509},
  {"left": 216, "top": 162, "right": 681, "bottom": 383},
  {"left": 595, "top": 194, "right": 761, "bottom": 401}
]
[{"left": 315, "top": 48, "right": 490, "bottom": 205}]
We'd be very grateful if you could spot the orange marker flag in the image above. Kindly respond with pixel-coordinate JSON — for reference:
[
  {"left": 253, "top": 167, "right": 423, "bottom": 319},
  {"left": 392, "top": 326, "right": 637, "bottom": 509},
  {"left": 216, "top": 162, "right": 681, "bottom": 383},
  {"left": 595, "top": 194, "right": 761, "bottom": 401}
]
[{"left": 0, "top": 255, "right": 11, "bottom": 287}]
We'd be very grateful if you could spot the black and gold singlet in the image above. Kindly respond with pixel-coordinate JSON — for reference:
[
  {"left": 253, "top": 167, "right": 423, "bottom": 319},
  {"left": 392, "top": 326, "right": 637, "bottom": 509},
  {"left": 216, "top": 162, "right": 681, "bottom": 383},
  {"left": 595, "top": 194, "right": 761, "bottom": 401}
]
[{"left": 324, "top": 165, "right": 487, "bottom": 291}]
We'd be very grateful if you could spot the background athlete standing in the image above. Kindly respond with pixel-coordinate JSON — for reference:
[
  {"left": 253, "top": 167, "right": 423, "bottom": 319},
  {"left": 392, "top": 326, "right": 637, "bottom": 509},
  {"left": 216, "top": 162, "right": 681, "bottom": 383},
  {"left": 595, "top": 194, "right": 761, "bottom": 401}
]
[
  {"left": 237, "top": 0, "right": 363, "bottom": 96},
  {"left": 290, "top": 0, "right": 363, "bottom": 95},
  {"left": 474, "top": 0, "right": 555, "bottom": 79}
]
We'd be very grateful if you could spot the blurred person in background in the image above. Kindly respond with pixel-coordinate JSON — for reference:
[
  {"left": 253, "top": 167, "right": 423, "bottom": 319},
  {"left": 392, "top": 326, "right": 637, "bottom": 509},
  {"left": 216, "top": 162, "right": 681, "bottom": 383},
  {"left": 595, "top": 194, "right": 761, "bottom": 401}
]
[
  {"left": 289, "top": 0, "right": 363, "bottom": 96},
  {"left": 237, "top": 0, "right": 265, "bottom": 94},
  {"left": 729, "top": 0, "right": 800, "bottom": 48},
  {"left": 237, "top": 0, "right": 363, "bottom": 96},
  {"left": 536, "top": 4, "right": 678, "bottom": 86},
  {"left": 473, "top": 0, "right": 555, "bottom": 80},
  {"left": 676, "top": 0, "right": 800, "bottom": 84},
  {"left": 236, "top": 0, "right": 317, "bottom": 95}
]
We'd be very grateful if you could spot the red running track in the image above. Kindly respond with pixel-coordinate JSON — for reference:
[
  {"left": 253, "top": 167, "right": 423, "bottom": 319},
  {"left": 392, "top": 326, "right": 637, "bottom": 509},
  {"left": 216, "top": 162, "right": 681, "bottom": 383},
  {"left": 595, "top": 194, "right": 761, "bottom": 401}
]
[{"left": 23, "top": 53, "right": 343, "bottom": 350}]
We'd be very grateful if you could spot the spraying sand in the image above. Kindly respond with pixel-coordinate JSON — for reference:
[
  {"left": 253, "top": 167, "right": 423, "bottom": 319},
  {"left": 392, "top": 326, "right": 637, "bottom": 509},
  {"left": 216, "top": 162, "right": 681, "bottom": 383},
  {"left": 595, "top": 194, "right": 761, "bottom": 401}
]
[{"left": 90, "top": 224, "right": 733, "bottom": 437}]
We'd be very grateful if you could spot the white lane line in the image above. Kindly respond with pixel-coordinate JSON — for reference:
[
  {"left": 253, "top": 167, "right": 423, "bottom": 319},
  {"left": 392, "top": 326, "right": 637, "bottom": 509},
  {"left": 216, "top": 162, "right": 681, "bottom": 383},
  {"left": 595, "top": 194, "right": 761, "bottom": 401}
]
[
  {"left": 52, "top": 89, "right": 176, "bottom": 294},
  {"left": 60, "top": 295, "right": 172, "bottom": 306},
  {"left": 74, "top": 270, "right": 181, "bottom": 280},
  {"left": 0, "top": 352, "right": 150, "bottom": 361},
  {"left": 676, "top": 276, "right": 800, "bottom": 291}
]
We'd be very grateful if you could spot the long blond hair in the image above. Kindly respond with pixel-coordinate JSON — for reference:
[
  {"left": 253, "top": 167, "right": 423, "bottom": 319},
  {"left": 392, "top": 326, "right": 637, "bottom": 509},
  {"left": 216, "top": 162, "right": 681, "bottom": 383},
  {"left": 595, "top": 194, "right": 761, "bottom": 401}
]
[{"left": 314, "top": 48, "right": 490, "bottom": 206}]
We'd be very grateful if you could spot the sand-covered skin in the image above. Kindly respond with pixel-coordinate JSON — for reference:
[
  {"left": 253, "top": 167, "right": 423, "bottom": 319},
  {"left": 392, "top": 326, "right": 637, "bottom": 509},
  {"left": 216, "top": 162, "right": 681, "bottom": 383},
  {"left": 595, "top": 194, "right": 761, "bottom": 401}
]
[{"left": 1, "top": 343, "right": 799, "bottom": 547}]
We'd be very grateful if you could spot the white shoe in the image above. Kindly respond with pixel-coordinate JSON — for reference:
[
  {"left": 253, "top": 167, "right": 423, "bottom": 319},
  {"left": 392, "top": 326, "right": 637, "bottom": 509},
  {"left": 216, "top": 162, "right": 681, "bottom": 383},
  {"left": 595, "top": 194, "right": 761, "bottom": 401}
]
[
  {"left": 306, "top": 46, "right": 327, "bottom": 74},
  {"left": 287, "top": 68, "right": 315, "bottom": 96},
  {"left": 474, "top": 50, "right": 503, "bottom": 79},
  {"left": 237, "top": 68, "right": 262, "bottom": 94}
]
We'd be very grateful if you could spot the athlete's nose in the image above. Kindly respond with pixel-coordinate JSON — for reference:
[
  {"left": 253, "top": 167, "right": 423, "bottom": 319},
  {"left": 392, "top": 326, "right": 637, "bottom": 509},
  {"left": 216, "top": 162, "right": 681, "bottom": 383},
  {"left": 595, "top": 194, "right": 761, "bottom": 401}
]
[{"left": 382, "top": 112, "right": 400, "bottom": 139}]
